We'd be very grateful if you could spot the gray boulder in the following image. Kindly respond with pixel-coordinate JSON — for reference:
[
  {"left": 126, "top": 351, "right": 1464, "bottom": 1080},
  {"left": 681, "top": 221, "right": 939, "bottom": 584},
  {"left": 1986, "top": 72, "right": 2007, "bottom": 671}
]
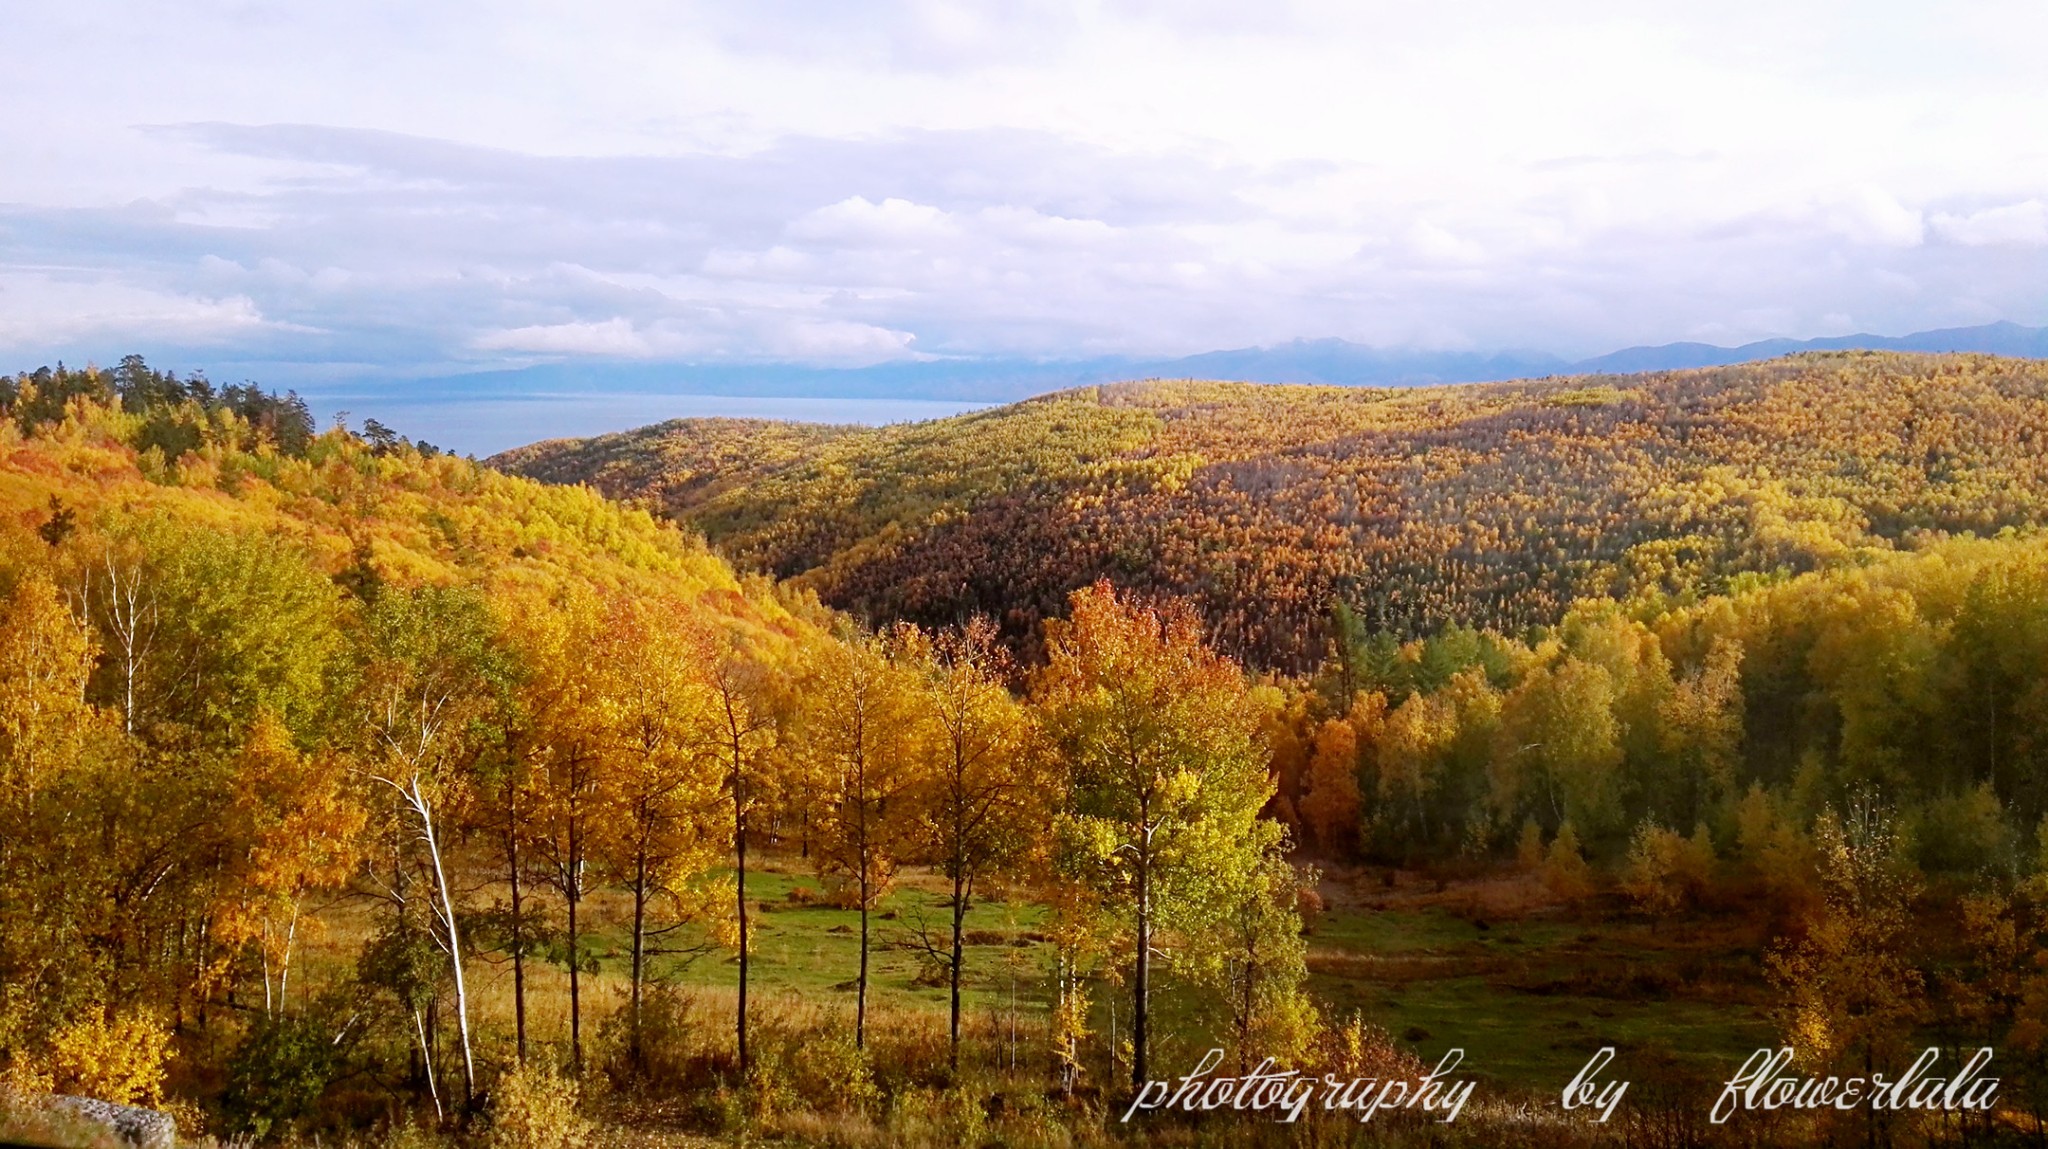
[{"left": 42, "top": 1096, "right": 176, "bottom": 1149}]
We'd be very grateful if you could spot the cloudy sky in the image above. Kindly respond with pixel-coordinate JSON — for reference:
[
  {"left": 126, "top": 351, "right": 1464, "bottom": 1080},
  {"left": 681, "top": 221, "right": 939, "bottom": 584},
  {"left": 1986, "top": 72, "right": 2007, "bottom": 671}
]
[{"left": 5, "top": 1, "right": 2047, "bottom": 406}]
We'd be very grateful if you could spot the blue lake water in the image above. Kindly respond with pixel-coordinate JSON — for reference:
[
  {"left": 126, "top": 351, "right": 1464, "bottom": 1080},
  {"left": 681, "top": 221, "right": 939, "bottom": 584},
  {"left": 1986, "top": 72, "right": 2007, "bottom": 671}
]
[{"left": 323, "top": 392, "right": 997, "bottom": 457}]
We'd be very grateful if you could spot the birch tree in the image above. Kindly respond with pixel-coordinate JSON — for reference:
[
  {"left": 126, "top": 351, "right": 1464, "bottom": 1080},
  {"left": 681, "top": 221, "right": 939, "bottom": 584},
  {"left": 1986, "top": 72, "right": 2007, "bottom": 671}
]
[
  {"left": 898, "top": 618, "right": 1040, "bottom": 1069},
  {"left": 591, "top": 594, "right": 729, "bottom": 1073},
  {"left": 1034, "top": 580, "right": 1273, "bottom": 1090},
  {"left": 700, "top": 629, "right": 783, "bottom": 1074},
  {"left": 803, "top": 627, "right": 925, "bottom": 1050},
  {"left": 356, "top": 586, "right": 511, "bottom": 1110}
]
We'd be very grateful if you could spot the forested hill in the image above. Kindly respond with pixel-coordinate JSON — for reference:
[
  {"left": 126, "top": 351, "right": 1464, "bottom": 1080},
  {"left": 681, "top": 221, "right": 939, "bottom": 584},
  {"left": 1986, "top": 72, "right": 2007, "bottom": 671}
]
[
  {"left": 1, "top": 358, "right": 798, "bottom": 650},
  {"left": 492, "top": 352, "right": 2048, "bottom": 672}
]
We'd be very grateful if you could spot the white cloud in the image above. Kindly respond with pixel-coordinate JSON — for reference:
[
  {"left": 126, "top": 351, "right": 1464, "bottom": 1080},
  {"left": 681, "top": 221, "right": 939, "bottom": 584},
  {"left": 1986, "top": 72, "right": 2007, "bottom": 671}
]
[
  {"left": 1825, "top": 186, "right": 1926, "bottom": 248},
  {"left": 788, "top": 197, "right": 962, "bottom": 244},
  {"left": 475, "top": 318, "right": 652, "bottom": 356},
  {"left": 0, "top": 271, "right": 291, "bottom": 347},
  {"left": 2, "top": 1, "right": 2048, "bottom": 383},
  {"left": 1933, "top": 200, "right": 2048, "bottom": 247}
]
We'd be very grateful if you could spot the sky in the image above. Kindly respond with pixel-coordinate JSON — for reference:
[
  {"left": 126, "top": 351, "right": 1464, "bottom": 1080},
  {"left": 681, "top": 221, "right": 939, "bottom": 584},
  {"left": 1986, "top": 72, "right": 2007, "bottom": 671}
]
[{"left": 4, "top": 0, "right": 2048, "bottom": 444}]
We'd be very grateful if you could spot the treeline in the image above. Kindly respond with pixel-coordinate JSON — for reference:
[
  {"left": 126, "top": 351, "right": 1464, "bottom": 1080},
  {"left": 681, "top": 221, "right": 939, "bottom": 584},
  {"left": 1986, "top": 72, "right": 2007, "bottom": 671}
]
[
  {"left": 0, "top": 372, "right": 1311, "bottom": 1143},
  {"left": 1266, "top": 531, "right": 2048, "bottom": 884},
  {"left": 498, "top": 352, "right": 2048, "bottom": 672},
  {"left": 6, "top": 355, "right": 320, "bottom": 458}
]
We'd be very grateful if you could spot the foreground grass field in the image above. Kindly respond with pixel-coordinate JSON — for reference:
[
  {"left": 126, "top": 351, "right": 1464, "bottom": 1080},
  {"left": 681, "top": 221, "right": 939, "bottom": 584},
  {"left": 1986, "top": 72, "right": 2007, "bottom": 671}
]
[{"left": 291, "top": 854, "right": 1774, "bottom": 1100}]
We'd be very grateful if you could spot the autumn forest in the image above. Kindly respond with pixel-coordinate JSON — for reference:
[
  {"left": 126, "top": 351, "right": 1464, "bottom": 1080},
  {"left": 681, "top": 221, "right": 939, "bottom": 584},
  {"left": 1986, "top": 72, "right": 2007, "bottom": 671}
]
[{"left": 6, "top": 354, "right": 2048, "bottom": 1147}]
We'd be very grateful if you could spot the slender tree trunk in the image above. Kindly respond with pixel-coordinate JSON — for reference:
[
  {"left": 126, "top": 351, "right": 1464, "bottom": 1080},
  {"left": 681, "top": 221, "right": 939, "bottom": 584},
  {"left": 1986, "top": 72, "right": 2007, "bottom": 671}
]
[
  {"left": 1238, "top": 953, "right": 1256, "bottom": 1075},
  {"left": 567, "top": 856, "right": 582, "bottom": 1076},
  {"left": 1133, "top": 855, "right": 1150, "bottom": 1090},
  {"left": 735, "top": 755, "right": 750, "bottom": 1074},
  {"left": 278, "top": 901, "right": 299, "bottom": 1014},
  {"left": 630, "top": 851, "right": 648, "bottom": 1071},
  {"left": 412, "top": 1007, "right": 443, "bottom": 1123},
  {"left": 508, "top": 789, "right": 527, "bottom": 1063},
  {"left": 410, "top": 780, "right": 476, "bottom": 1108},
  {"left": 948, "top": 861, "right": 966, "bottom": 1070},
  {"left": 856, "top": 856, "right": 871, "bottom": 1050}
]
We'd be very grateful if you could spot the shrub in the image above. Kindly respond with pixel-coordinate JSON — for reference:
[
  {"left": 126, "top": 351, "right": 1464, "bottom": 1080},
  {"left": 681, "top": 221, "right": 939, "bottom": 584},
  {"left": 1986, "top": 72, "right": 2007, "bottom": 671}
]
[
  {"left": 889, "top": 1083, "right": 988, "bottom": 1147},
  {"left": 1515, "top": 818, "right": 1545, "bottom": 871},
  {"left": 223, "top": 1008, "right": 350, "bottom": 1136},
  {"left": 1622, "top": 821, "right": 1716, "bottom": 917},
  {"left": 1543, "top": 822, "right": 1593, "bottom": 900},
  {"left": 46, "top": 1007, "right": 173, "bottom": 1107},
  {"left": 596, "top": 983, "right": 708, "bottom": 1093},
  {"left": 483, "top": 1062, "right": 592, "bottom": 1149}
]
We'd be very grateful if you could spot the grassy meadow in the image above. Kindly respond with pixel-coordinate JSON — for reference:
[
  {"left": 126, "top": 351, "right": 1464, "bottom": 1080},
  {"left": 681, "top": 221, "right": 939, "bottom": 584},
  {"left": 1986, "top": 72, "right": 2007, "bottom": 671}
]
[{"left": 281, "top": 853, "right": 1774, "bottom": 1102}]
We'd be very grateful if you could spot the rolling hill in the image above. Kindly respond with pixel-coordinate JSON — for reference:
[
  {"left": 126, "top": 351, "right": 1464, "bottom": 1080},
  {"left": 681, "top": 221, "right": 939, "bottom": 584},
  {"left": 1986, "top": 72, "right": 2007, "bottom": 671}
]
[{"left": 493, "top": 351, "right": 2048, "bottom": 672}]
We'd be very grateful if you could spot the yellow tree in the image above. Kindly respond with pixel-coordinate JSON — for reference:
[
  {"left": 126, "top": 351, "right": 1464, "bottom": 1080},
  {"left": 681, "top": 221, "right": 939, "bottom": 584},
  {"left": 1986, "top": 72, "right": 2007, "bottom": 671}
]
[
  {"left": 215, "top": 715, "right": 365, "bottom": 1015},
  {"left": 0, "top": 571, "right": 96, "bottom": 800},
  {"left": 802, "top": 627, "right": 926, "bottom": 1049},
  {"left": 1493, "top": 655, "right": 1624, "bottom": 842},
  {"left": 591, "top": 593, "right": 730, "bottom": 1072},
  {"left": 898, "top": 617, "right": 1041, "bottom": 1069},
  {"left": 698, "top": 627, "right": 784, "bottom": 1074},
  {"left": 1769, "top": 802, "right": 1927, "bottom": 1112},
  {"left": 0, "top": 570, "right": 112, "bottom": 1051},
  {"left": 514, "top": 584, "right": 611, "bottom": 1076},
  {"left": 1206, "top": 852, "right": 1316, "bottom": 1075},
  {"left": 1034, "top": 580, "right": 1275, "bottom": 1089}
]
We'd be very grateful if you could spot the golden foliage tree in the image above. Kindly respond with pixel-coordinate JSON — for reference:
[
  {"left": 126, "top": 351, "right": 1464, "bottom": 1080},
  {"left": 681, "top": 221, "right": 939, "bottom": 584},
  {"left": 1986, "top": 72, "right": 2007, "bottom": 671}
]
[{"left": 1035, "top": 580, "right": 1276, "bottom": 1089}]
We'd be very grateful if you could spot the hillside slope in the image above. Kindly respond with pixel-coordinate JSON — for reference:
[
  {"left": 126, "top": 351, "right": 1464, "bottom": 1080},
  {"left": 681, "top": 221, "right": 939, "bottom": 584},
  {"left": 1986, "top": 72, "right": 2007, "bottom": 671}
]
[
  {"left": 1, "top": 362, "right": 794, "bottom": 637},
  {"left": 494, "top": 352, "right": 2048, "bottom": 671}
]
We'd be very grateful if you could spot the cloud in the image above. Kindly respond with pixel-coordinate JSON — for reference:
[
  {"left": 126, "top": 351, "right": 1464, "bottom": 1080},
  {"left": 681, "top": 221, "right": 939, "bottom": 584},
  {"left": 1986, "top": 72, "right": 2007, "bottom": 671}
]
[
  {"left": 472, "top": 312, "right": 918, "bottom": 366},
  {"left": 0, "top": 270, "right": 296, "bottom": 349},
  {"left": 1824, "top": 186, "right": 1926, "bottom": 248},
  {"left": 475, "top": 318, "right": 651, "bottom": 356},
  {"left": 3, "top": 1, "right": 2048, "bottom": 397},
  {"left": 1933, "top": 200, "right": 2048, "bottom": 247}
]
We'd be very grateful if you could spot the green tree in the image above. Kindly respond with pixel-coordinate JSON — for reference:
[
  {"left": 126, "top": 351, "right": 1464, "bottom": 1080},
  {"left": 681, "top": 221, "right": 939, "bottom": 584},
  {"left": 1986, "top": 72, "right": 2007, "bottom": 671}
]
[{"left": 1034, "top": 580, "right": 1275, "bottom": 1089}]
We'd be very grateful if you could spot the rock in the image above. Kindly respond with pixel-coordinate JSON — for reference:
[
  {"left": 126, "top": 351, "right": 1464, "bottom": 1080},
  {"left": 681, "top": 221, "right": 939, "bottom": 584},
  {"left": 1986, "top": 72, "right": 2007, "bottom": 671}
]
[{"left": 44, "top": 1096, "right": 177, "bottom": 1149}]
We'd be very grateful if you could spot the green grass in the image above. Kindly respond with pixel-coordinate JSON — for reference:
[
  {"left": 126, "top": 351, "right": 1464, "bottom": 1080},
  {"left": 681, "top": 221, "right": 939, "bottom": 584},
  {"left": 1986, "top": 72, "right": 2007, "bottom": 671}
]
[
  {"left": 1305, "top": 905, "right": 1776, "bottom": 1088},
  {"left": 302, "top": 859, "right": 1779, "bottom": 1094},
  {"left": 582, "top": 866, "right": 1053, "bottom": 1017}
]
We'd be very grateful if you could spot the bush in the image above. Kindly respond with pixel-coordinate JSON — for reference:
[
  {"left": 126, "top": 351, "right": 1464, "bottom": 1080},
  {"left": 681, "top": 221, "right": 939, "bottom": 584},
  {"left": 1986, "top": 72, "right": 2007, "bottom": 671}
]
[
  {"left": 46, "top": 1007, "right": 173, "bottom": 1107},
  {"left": 1621, "top": 821, "right": 1716, "bottom": 917},
  {"left": 596, "top": 983, "right": 708, "bottom": 1093},
  {"left": 483, "top": 1062, "right": 592, "bottom": 1149},
  {"left": 889, "top": 1083, "right": 988, "bottom": 1147},
  {"left": 1543, "top": 822, "right": 1593, "bottom": 900},
  {"left": 223, "top": 1008, "right": 350, "bottom": 1136}
]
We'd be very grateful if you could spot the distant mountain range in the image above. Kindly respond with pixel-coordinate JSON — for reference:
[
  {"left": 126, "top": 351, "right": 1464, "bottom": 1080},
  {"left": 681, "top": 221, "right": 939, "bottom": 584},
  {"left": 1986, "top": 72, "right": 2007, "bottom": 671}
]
[{"left": 363, "top": 321, "right": 2048, "bottom": 407}]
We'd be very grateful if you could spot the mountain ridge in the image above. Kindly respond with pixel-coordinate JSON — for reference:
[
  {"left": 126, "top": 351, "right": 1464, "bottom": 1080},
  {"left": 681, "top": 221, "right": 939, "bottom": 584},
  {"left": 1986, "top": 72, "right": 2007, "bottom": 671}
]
[
  {"left": 493, "top": 351, "right": 2048, "bottom": 672},
  {"left": 353, "top": 321, "right": 2048, "bottom": 411}
]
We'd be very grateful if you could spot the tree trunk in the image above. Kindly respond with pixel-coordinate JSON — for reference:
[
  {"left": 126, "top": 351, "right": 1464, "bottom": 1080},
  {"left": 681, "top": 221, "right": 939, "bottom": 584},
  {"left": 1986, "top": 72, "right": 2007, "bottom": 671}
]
[
  {"left": 735, "top": 762, "right": 750, "bottom": 1074},
  {"left": 1133, "top": 855, "right": 1150, "bottom": 1090},
  {"left": 948, "top": 862, "right": 966, "bottom": 1070},
  {"left": 567, "top": 859, "right": 582, "bottom": 1076},
  {"left": 412, "top": 1007, "right": 443, "bottom": 1123},
  {"left": 1239, "top": 953, "right": 1256, "bottom": 1075},
  {"left": 508, "top": 791, "right": 527, "bottom": 1064},
  {"left": 630, "top": 851, "right": 648, "bottom": 1071},
  {"left": 411, "top": 780, "right": 476, "bottom": 1108},
  {"left": 856, "top": 860, "right": 871, "bottom": 1050}
]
